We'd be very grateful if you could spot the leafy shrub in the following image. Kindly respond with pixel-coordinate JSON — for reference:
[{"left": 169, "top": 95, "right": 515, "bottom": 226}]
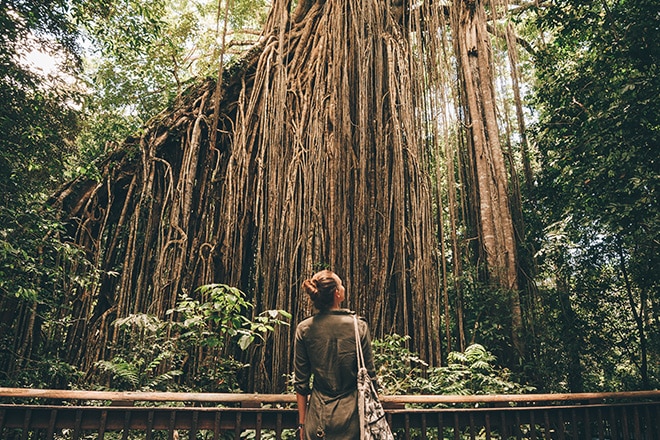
[
  {"left": 372, "top": 334, "right": 430, "bottom": 395},
  {"left": 373, "top": 336, "right": 534, "bottom": 397},
  {"left": 94, "top": 284, "right": 290, "bottom": 392},
  {"left": 95, "top": 313, "right": 183, "bottom": 391}
]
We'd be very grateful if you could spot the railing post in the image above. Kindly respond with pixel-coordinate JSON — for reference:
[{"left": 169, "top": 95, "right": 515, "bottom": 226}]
[
  {"left": 213, "top": 411, "right": 222, "bottom": 440},
  {"left": 167, "top": 410, "right": 176, "bottom": 440},
  {"left": 234, "top": 411, "right": 242, "bottom": 439}
]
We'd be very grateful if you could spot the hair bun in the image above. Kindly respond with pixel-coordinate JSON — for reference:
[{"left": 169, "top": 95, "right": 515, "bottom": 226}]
[{"left": 302, "top": 278, "right": 319, "bottom": 298}]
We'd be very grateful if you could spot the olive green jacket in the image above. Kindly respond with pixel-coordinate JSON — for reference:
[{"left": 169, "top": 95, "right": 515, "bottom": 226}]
[{"left": 294, "top": 309, "right": 376, "bottom": 439}]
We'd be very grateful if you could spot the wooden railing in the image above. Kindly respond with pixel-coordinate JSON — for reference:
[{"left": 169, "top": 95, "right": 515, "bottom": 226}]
[{"left": 1, "top": 388, "right": 658, "bottom": 439}]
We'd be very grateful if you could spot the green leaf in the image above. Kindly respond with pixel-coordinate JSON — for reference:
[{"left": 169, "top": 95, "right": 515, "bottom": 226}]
[{"left": 238, "top": 334, "right": 254, "bottom": 351}]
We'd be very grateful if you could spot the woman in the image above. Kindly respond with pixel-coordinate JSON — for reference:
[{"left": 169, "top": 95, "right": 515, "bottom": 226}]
[{"left": 294, "top": 270, "right": 377, "bottom": 439}]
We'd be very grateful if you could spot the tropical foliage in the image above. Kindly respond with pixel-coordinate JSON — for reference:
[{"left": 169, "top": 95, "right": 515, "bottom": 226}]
[
  {"left": 94, "top": 284, "right": 290, "bottom": 391},
  {"left": 373, "top": 335, "right": 533, "bottom": 396},
  {"left": 530, "top": 0, "right": 659, "bottom": 391}
]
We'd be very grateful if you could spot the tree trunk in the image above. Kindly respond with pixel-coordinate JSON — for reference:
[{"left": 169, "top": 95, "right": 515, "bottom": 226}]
[
  {"left": 451, "top": 0, "right": 524, "bottom": 358},
  {"left": 505, "top": 22, "right": 534, "bottom": 193},
  {"left": 557, "top": 276, "right": 584, "bottom": 393}
]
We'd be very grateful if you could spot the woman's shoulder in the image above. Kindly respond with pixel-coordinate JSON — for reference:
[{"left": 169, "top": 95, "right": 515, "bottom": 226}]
[
  {"left": 331, "top": 308, "right": 356, "bottom": 316},
  {"left": 297, "top": 309, "right": 368, "bottom": 328},
  {"left": 330, "top": 309, "right": 371, "bottom": 323},
  {"left": 338, "top": 309, "right": 369, "bottom": 322},
  {"left": 328, "top": 309, "right": 369, "bottom": 323},
  {"left": 296, "top": 315, "right": 315, "bottom": 329}
]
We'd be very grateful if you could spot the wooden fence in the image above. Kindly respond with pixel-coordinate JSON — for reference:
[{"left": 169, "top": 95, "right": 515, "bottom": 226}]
[{"left": 1, "top": 388, "right": 658, "bottom": 439}]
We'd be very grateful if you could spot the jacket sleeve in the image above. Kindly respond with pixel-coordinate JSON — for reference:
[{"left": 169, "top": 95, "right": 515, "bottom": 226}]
[{"left": 293, "top": 323, "right": 312, "bottom": 395}]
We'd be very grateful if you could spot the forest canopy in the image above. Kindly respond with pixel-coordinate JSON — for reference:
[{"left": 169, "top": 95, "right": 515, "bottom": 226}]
[{"left": 0, "top": 0, "right": 657, "bottom": 394}]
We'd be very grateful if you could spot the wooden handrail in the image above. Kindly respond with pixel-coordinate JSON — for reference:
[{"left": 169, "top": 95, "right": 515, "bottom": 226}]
[
  {"left": 1, "top": 388, "right": 658, "bottom": 439},
  {"left": 1, "top": 387, "right": 658, "bottom": 404}
]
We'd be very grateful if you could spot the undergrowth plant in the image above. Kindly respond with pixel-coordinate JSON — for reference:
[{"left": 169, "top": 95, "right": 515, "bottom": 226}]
[
  {"left": 95, "top": 284, "right": 290, "bottom": 392},
  {"left": 372, "top": 335, "right": 534, "bottom": 397},
  {"left": 95, "top": 313, "right": 182, "bottom": 391}
]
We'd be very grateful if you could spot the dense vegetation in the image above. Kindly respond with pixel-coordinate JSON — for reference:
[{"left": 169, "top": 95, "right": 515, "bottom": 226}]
[{"left": 0, "top": 0, "right": 657, "bottom": 394}]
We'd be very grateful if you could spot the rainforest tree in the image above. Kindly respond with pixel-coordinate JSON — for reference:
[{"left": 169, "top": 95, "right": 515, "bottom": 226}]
[
  {"left": 47, "top": 0, "right": 446, "bottom": 392},
  {"left": 0, "top": 0, "right": 82, "bottom": 207},
  {"left": 532, "top": 0, "right": 659, "bottom": 390},
  {"left": 451, "top": 0, "right": 525, "bottom": 362},
  {"left": 0, "top": 0, "right": 84, "bottom": 386}
]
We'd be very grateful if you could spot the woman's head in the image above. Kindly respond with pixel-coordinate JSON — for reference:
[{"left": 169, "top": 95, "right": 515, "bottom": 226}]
[{"left": 302, "top": 270, "right": 345, "bottom": 311}]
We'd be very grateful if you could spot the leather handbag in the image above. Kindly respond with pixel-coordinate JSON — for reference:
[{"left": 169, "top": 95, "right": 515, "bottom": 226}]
[{"left": 353, "top": 315, "right": 395, "bottom": 440}]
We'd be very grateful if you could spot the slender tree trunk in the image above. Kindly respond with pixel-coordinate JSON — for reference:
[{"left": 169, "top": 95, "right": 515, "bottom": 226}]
[
  {"left": 557, "top": 276, "right": 584, "bottom": 393},
  {"left": 618, "top": 242, "right": 649, "bottom": 388},
  {"left": 505, "top": 22, "right": 534, "bottom": 193},
  {"left": 451, "top": 0, "right": 524, "bottom": 358}
]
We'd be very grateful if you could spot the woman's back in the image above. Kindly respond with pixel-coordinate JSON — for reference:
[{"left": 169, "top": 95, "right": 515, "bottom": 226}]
[{"left": 295, "top": 310, "right": 372, "bottom": 396}]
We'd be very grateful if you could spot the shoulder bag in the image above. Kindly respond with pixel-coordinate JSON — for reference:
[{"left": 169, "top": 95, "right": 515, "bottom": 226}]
[{"left": 353, "top": 315, "right": 395, "bottom": 440}]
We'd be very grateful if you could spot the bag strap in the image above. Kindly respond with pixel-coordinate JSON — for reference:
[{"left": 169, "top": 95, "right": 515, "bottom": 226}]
[{"left": 353, "top": 314, "right": 366, "bottom": 370}]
